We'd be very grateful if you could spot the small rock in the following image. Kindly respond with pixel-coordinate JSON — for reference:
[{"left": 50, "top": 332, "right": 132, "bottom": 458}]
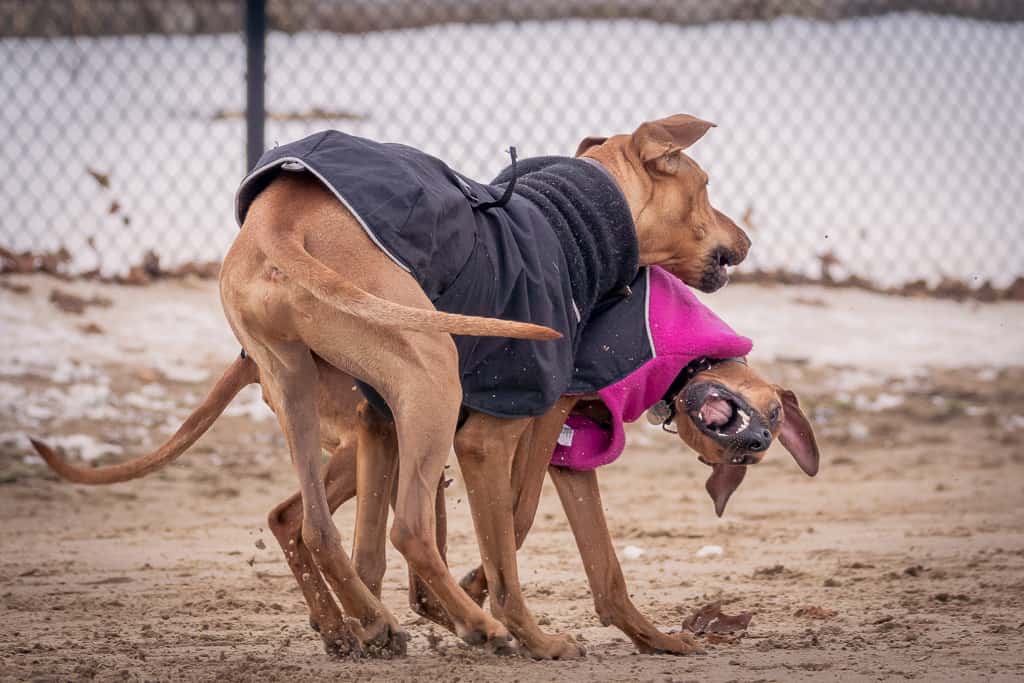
[{"left": 622, "top": 545, "right": 645, "bottom": 560}]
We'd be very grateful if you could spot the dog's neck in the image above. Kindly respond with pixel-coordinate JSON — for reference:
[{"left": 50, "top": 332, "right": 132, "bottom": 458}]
[
  {"left": 494, "top": 155, "right": 639, "bottom": 325},
  {"left": 582, "top": 144, "right": 665, "bottom": 267}
]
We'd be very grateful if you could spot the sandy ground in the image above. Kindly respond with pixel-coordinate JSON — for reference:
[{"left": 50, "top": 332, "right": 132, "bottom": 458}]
[{"left": 1, "top": 274, "right": 1023, "bottom": 681}]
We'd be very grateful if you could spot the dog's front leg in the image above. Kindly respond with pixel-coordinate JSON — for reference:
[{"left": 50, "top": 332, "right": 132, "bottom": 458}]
[
  {"left": 549, "top": 466, "right": 702, "bottom": 655},
  {"left": 460, "top": 397, "right": 577, "bottom": 606},
  {"left": 455, "top": 412, "right": 585, "bottom": 660}
]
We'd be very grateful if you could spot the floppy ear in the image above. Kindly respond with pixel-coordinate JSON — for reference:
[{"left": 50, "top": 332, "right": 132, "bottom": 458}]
[
  {"left": 575, "top": 136, "right": 608, "bottom": 157},
  {"left": 705, "top": 463, "right": 747, "bottom": 518},
  {"left": 776, "top": 388, "right": 820, "bottom": 476},
  {"left": 631, "top": 114, "right": 716, "bottom": 164}
]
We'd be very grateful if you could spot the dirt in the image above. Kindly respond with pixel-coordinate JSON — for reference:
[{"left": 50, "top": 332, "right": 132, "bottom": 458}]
[{"left": 2, "top": 274, "right": 1024, "bottom": 681}]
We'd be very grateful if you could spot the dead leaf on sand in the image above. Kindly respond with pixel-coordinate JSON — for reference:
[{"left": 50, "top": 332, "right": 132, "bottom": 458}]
[
  {"left": 0, "top": 280, "right": 30, "bottom": 295},
  {"left": 681, "top": 603, "right": 753, "bottom": 644},
  {"left": 49, "top": 289, "right": 112, "bottom": 315}
]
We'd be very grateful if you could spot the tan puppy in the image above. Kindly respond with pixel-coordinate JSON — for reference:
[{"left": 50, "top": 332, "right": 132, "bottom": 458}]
[{"left": 32, "top": 115, "right": 750, "bottom": 659}]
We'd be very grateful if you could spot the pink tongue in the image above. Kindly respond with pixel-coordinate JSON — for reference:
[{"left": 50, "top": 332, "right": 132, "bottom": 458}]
[{"left": 701, "top": 398, "right": 733, "bottom": 427}]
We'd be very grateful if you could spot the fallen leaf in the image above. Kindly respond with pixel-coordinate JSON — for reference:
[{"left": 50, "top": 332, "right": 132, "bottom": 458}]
[
  {"left": 86, "top": 167, "right": 111, "bottom": 188},
  {"left": 681, "top": 602, "right": 753, "bottom": 638},
  {"left": 49, "top": 288, "right": 113, "bottom": 314},
  {"left": 0, "top": 280, "right": 30, "bottom": 295}
]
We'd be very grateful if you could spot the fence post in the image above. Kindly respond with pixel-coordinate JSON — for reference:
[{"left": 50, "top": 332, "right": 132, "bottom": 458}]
[{"left": 245, "top": 0, "right": 267, "bottom": 171}]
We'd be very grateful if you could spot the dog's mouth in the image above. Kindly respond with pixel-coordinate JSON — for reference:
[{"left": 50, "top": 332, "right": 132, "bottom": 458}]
[
  {"left": 682, "top": 381, "right": 771, "bottom": 465},
  {"left": 699, "top": 248, "right": 741, "bottom": 292},
  {"left": 694, "top": 390, "right": 748, "bottom": 437}
]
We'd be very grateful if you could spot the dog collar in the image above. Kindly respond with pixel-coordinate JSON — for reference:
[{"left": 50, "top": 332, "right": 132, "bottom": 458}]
[{"left": 647, "top": 356, "right": 747, "bottom": 430}]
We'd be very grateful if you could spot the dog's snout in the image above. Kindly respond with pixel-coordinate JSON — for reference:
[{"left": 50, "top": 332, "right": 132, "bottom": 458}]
[
  {"left": 714, "top": 247, "right": 740, "bottom": 268},
  {"left": 736, "top": 227, "right": 752, "bottom": 260},
  {"left": 740, "top": 428, "right": 772, "bottom": 454}
]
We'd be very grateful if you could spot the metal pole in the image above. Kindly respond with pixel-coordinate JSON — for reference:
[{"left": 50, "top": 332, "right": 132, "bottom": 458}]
[{"left": 245, "top": 0, "right": 266, "bottom": 171}]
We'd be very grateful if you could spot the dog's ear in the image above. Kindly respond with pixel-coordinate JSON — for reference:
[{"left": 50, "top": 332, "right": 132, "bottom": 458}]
[
  {"left": 632, "top": 114, "right": 716, "bottom": 165},
  {"left": 705, "top": 463, "right": 747, "bottom": 517},
  {"left": 775, "top": 387, "right": 820, "bottom": 476},
  {"left": 575, "top": 136, "right": 608, "bottom": 157}
]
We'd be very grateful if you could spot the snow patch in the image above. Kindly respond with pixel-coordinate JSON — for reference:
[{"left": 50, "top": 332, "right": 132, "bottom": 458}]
[
  {"left": 854, "top": 393, "right": 905, "bottom": 412},
  {"left": 223, "top": 384, "right": 274, "bottom": 421},
  {"left": 49, "top": 434, "right": 123, "bottom": 462}
]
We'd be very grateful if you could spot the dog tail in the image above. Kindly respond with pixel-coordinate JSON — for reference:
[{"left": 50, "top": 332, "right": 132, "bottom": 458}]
[
  {"left": 254, "top": 221, "right": 561, "bottom": 341},
  {"left": 29, "top": 354, "right": 259, "bottom": 485}
]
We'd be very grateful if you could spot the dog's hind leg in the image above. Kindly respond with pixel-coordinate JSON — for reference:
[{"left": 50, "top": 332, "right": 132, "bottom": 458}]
[
  {"left": 266, "top": 362, "right": 378, "bottom": 655},
  {"left": 348, "top": 400, "right": 457, "bottom": 631},
  {"left": 255, "top": 340, "right": 406, "bottom": 658},
  {"left": 455, "top": 412, "right": 585, "bottom": 660},
  {"left": 351, "top": 401, "right": 399, "bottom": 598},
  {"left": 267, "top": 442, "right": 359, "bottom": 655},
  {"left": 380, "top": 353, "right": 514, "bottom": 651},
  {"left": 549, "top": 466, "right": 702, "bottom": 655},
  {"left": 402, "top": 475, "right": 456, "bottom": 631}
]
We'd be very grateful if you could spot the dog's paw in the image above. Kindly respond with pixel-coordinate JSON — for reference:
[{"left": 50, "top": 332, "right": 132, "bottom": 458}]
[
  {"left": 363, "top": 623, "right": 410, "bottom": 659},
  {"left": 320, "top": 628, "right": 366, "bottom": 659},
  {"left": 522, "top": 632, "right": 586, "bottom": 660},
  {"left": 348, "top": 615, "right": 410, "bottom": 659},
  {"left": 635, "top": 631, "right": 705, "bottom": 656},
  {"left": 457, "top": 617, "right": 513, "bottom": 651}
]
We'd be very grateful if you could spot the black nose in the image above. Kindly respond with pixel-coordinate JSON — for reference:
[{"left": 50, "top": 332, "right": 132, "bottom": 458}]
[{"left": 743, "top": 429, "right": 772, "bottom": 452}]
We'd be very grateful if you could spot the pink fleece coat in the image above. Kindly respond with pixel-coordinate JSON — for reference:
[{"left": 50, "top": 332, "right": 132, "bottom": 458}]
[{"left": 551, "top": 267, "right": 752, "bottom": 470}]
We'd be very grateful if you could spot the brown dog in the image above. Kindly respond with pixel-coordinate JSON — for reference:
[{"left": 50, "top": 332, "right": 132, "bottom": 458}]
[
  {"left": 453, "top": 358, "right": 820, "bottom": 650},
  {"left": 32, "top": 115, "right": 751, "bottom": 659}
]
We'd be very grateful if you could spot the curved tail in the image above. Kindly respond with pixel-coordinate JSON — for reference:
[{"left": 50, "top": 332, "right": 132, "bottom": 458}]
[
  {"left": 255, "top": 221, "right": 560, "bottom": 341},
  {"left": 30, "top": 355, "right": 259, "bottom": 485}
]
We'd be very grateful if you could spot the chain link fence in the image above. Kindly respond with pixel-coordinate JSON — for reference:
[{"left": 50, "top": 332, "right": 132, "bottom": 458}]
[{"left": 2, "top": 1, "right": 1023, "bottom": 290}]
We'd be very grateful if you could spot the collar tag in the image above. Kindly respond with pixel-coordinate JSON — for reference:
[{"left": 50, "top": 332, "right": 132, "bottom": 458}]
[
  {"left": 647, "top": 400, "right": 672, "bottom": 425},
  {"left": 557, "top": 424, "right": 575, "bottom": 447}
]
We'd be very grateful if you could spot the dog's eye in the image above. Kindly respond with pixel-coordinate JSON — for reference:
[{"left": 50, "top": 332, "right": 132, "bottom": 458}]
[{"left": 769, "top": 405, "right": 781, "bottom": 423}]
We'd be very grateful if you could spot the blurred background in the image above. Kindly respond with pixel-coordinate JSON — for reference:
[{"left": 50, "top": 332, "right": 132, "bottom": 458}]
[{"left": 1, "top": 0, "right": 1022, "bottom": 293}]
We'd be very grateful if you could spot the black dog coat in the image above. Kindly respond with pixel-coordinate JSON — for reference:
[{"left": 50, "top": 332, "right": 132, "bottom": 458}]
[{"left": 236, "top": 130, "right": 637, "bottom": 417}]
